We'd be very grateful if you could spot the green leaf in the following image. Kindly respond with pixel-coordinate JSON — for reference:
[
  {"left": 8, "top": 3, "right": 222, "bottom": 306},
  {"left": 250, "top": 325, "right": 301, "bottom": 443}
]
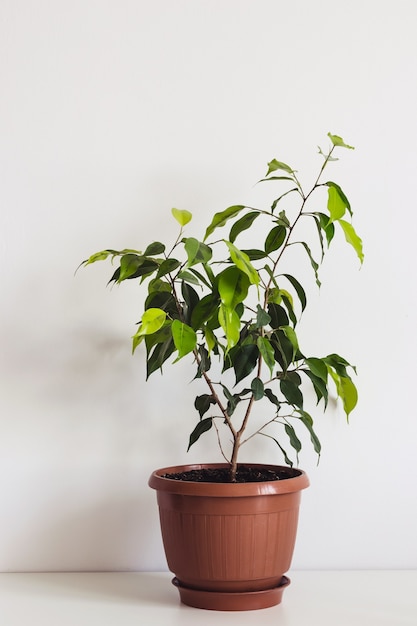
[
  {"left": 338, "top": 219, "right": 364, "bottom": 264},
  {"left": 251, "top": 377, "right": 264, "bottom": 400},
  {"left": 204, "top": 205, "right": 246, "bottom": 241},
  {"left": 296, "top": 410, "right": 322, "bottom": 456},
  {"left": 305, "top": 357, "right": 328, "bottom": 382},
  {"left": 327, "top": 186, "right": 347, "bottom": 223},
  {"left": 229, "top": 211, "right": 260, "bottom": 243},
  {"left": 328, "top": 367, "right": 358, "bottom": 419},
  {"left": 302, "top": 369, "right": 329, "bottom": 407},
  {"left": 156, "top": 258, "right": 181, "bottom": 279},
  {"left": 267, "top": 303, "right": 289, "bottom": 329},
  {"left": 172, "top": 208, "right": 192, "bottom": 226},
  {"left": 224, "top": 241, "right": 260, "bottom": 285},
  {"left": 266, "top": 159, "right": 296, "bottom": 176},
  {"left": 177, "top": 270, "right": 201, "bottom": 286},
  {"left": 297, "top": 241, "right": 321, "bottom": 287},
  {"left": 281, "top": 326, "right": 299, "bottom": 361},
  {"left": 240, "top": 249, "right": 268, "bottom": 261},
  {"left": 184, "top": 237, "right": 213, "bottom": 267},
  {"left": 204, "top": 326, "right": 217, "bottom": 353},
  {"left": 187, "top": 417, "right": 213, "bottom": 451},
  {"left": 195, "top": 345, "right": 211, "bottom": 378},
  {"left": 264, "top": 388, "right": 280, "bottom": 408},
  {"left": 256, "top": 305, "right": 271, "bottom": 328},
  {"left": 191, "top": 294, "right": 219, "bottom": 330},
  {"left": 171, "top": 320, "right": 197, "bottom": 361},
  {"left": 147, "top": 278, "right": 172, "bottom": 294},
  {"left": 284, "top": 423, "right": 302, "bottom": 460},
  {"left": 143, "top": 241, "right": 166, "bottom": 256},
  {"left": 280, "top": 378, "right": 303, "bottom": 408},
  {"left": 118, "top": 254, "right": 144, "bottom": 281},
  {"left": 81, "top": 249, "right": 120, "bottom": 266},
  {"left": 257, "top": 335, "right": 275, "bottom": 376},
  {"left": 268, "top": 436, "right": 294, "bottom": 467},
  {"left": 264, "top": 225, "right": 286, "bottom": 254},
  {"left": 326, "top": 182, "right": 352, "bottom": 217},
  {"left": 328, "top": 132, "right": 354, "bottom": 150},
  {"left": 145, "top": 338, "right": 175, "bottom": 378},
  {"left": 194, "top": 394, "right": 216, "bottom": 418},
  {"left": 135, "top": 308, "right": 167, "bottom": 338},
  {"left": 181, "top": 281, "right": 200, "bottom": 323},
  {"left": 271, "top": 188, "right": 298, "bottom": 213},
  {"left": 281, "top": 274, "right": 307, "bottom": 312},
  {"left": 232, "top": 344, "right": 259, "bottom": 384},
  {"left": 218, "top": 304, "right": 240, "bottom": 351},
  {"left": 218, "top": 266, "right": 250, "bottom": 310}
]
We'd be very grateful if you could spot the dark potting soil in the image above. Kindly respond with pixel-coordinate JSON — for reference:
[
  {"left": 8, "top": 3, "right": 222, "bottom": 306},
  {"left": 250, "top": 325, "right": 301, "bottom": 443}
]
[{"left": 162, "top": 466, "right": 300, "bottom": 483}]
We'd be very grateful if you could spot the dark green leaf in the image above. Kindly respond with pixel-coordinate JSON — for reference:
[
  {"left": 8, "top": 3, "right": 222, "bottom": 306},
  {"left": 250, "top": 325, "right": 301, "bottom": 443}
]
[
  {"left": 264, "top": 388, "right": 280, "bottom": 408},
  {"left": 187, "top": 418, "right": 213, "bottom": 451},
  {"left": 280, "top": 378, "right": 304, "bottom": 408},
  {"left": 190, "top": 294, "right": 219, "bottom": 330},
  {"left": 181, "top": 281, "right": 200, "bottom": 323},
  {"left": 195, "top": 345, "right": 211, "bottom": 378},
  {"left": 267, "top": 303, "right": 289, "bottom": 329},
  {"left": 264, "top": 225, "right": 286, "bottom": 254},
  {"left": 281, "top": 274, "right": 307, "bottom": 312},
  {"left": 284, "top": 423, "right": 302, "bottom": 458},
  {"left": 145, "top": 291, "right": 179, "bottom": 318},
  {"left": 261, "top": 434, "right": 293, "bottom": 467},
  {"left": 256, "top": 305, "right": 271, "bottom": 328},
  {"left": 232, "top": 344, "right": 259, "bottom": 384},
  {"left": 251, "top": 377, "right": 264, "bottom": 400},
  {"left": 229, "top": 211, "right": 260, "bottom": 243},
  {"left": 240, "top": 249, "right": 268, "bottom": 261},
  {"left": 296, "top": 410, "right": 322, "bottom": 456},
  {"left": 305, "top": 357, "right": 328, "bottom": 382},
  {"left": 297, "top": 241, "right": 321, "bottom": 287},
  {"left": 194, "top": 394, "right": 216, "bottom": 418},
  {"left": 221, "top": 385, "right": 241, "bottom": 416},
  {"left": 156, "top": 258, "right": 181, "bottom": 279},
  {"left": 143, "top": 241, "right": 166, "bottom": 256},
  {"left": 271, "top": 188, "right": 299, "bottom": 213},
  {"left": 146, "top": 339, "right": 175, "bottom": 378}
]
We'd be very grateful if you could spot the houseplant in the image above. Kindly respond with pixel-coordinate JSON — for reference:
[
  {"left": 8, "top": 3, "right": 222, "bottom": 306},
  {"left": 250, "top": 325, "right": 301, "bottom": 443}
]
[{"left": 80, "top": 133, "right": 362, "bottom": 610}]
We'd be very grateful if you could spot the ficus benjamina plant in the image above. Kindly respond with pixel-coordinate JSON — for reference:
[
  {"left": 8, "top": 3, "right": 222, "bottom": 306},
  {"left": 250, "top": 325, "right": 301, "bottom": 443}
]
[{"left": 80, "top": 133, "right": 363, "bottom": 482}]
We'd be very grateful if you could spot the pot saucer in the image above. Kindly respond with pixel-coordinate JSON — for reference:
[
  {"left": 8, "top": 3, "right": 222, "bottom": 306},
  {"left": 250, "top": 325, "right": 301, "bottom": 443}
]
[{"left": 172, "top": 575, "right": 290, "bottom": 611}]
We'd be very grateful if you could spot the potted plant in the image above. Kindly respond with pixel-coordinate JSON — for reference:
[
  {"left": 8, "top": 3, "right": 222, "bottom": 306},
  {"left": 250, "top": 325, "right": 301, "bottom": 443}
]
[{"left": 80, "top": 133, "right": 362, "bottom": 610}]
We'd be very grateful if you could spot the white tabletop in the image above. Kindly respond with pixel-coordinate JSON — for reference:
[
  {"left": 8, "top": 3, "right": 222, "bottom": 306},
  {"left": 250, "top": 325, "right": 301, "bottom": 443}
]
[{"left": 0, "top": 571, "right": 416, "bottom": 625}]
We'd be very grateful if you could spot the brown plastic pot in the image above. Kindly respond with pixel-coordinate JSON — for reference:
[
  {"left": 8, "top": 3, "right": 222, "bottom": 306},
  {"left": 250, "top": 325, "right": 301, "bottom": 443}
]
[{"left": 149, "top": 463, "right": 309, "bottom": 611}]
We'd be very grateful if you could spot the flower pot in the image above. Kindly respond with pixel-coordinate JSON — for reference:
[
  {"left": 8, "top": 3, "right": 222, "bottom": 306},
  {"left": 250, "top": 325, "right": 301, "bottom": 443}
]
[{"left": 148, "top": 463, "right": 309, "bottom": 611}]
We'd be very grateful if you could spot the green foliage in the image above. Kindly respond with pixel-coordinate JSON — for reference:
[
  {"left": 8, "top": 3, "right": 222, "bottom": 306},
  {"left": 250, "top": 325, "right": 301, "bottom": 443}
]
[{"left": 81, "top": 133, "right": 362, "bottom": 477}]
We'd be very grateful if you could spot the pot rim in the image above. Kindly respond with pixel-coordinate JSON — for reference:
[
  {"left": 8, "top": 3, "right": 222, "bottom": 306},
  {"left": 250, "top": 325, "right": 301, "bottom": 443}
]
[{"left": 148, "top": 462, "right": 309, "bottom": 497}]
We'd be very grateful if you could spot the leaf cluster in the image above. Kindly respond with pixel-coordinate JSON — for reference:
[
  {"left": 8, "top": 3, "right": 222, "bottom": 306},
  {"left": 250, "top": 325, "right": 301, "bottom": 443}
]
[{"left": 81, "top": 133, "right": 362, "bottom": 475}]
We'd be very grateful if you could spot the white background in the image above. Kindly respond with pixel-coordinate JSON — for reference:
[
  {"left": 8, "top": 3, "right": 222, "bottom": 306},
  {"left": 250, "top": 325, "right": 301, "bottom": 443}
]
[{"left": 1, "top": 0, "right": 416, "bottom": 572}]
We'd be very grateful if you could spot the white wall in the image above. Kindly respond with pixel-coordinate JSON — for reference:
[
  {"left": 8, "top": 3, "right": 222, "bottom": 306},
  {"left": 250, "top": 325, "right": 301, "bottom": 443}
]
[{"left": 1, "top": 0, "right": 416, "bottom": 572}]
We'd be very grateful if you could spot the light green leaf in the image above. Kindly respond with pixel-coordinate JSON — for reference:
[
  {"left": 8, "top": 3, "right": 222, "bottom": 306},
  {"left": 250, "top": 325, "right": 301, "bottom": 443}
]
[
  {"left": 328, "top": 133, "right": 354, "bottom": 150},
  {"left": 132, "top": 308, "right": 167, "bottom": 351},
  {"left": 257, "top": 335, "right": 276, "bottom": 375},
  {"left": 224, "top": 241, "right": 260, "bottom": 286},
  {"left": 327, "top": 186, "right": 347, "bottom": 223},
  {"left": 266, "top": 159, "right": 296, "bottom": 176},
  {"left": 281, "top": 326, "right": 299, "bottom": 361},
  {"left": 338, "top": 220, "right": 364, "bottom": 264},
  {"left": 184, "top": 237, "right": 212, "bottom": 267},
  {"left": 328, "top": 367, "right": 358, "bottom": 419},
  {"left": 218, "top": 266, "right": 249, "bottom": 310},
  {"left": 204, "top": 205, "right": 246, "bottom": 241},
  {"left": 218, "top": 304, "right": 240, "bottom": 351},
  {"left": 305, "top": 357, "right": 328, "bottom": 382},
  {"left": 171, "top": 208, "right": 192, "bottom": 226},
  {"left": 171, "top": 320, "right": 197, "bottom": 361},
  {"left": 326, "top": 182, "right": 352, "bottom": 217}
]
